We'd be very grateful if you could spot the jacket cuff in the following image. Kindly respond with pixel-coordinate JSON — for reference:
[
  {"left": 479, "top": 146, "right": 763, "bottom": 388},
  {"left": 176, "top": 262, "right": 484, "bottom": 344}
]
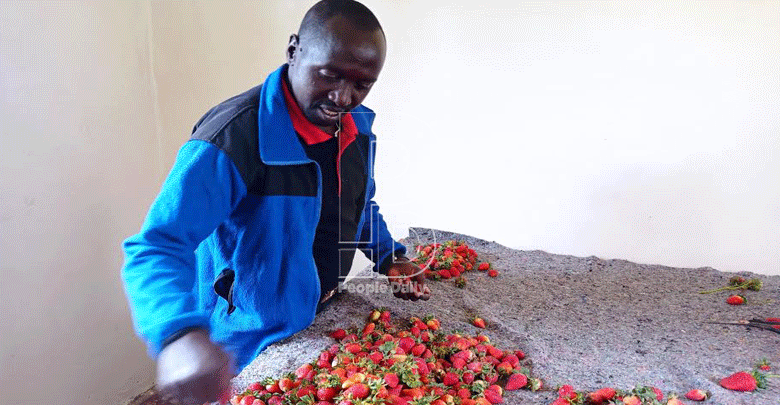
[{"left": 376, "top": 244, "right": 408, "bottom": 275}]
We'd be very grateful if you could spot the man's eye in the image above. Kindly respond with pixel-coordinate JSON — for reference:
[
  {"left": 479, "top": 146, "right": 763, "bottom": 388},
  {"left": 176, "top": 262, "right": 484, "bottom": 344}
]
[{"left": 319, "top": 71, "right": 338, "bottom": 80}]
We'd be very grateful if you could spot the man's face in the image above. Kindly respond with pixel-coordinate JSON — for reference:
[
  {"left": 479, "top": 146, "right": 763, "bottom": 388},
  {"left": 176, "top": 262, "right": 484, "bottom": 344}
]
[{"left": 286, "top": 16, "right": 386, "bottom": 134}]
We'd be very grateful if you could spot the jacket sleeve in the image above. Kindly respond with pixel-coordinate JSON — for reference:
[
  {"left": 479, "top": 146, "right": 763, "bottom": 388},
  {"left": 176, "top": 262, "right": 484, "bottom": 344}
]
[
  {"left": 357, "top": 141, "right": 407, "bottom": 275},
  {"left": 121, "top": 140, "right": 247, "bottom": 357}
]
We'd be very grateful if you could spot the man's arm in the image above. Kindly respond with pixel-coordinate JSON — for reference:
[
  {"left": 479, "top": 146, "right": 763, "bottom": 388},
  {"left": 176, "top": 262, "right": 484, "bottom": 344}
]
[
  {"left": 122, "top": 140, "right": 246, "bottom": 355},
  {"left": 122, "top": 140, "right": 247, "bottom": 404},
  {"left": 357, "top": 170, "right": 430, "bottom": 300}
]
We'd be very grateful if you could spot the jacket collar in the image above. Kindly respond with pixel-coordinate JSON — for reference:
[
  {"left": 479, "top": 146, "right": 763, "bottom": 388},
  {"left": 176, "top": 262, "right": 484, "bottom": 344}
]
[{"left": 257, "top": 64, "right": 376, "bottom": 165}]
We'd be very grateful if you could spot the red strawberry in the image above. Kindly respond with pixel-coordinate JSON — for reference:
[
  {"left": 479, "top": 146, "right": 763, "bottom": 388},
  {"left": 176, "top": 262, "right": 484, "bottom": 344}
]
[
  {"left": 443, "top": 372, "right": 460, "bottom": 386},
  {"left": 398, "top": 337, "right": 415, "bottom": 353},
  {"left": 344, "top": 383, "right": 370, "bottom": 399},
  {"left": 685, "top": 389, "right": 708, "bottom": 401},
  {"left": 345, "top": 343, "right": 362, "bottom": 354},
  {"left": 457, "top": 388, "right": 471, "bottom": 399},
  {"left": 267, "top": 396, "right": 282, "bottom": 405},
  {"left": 462, "top": 371, "right": 475, "bottom": 384},
  {"left": 726, "top": 294, "right": 746, "bottom": 305},
  {"left": 471, "top": 317, "right": 486, "bottom": 329},
  {"left": 483, "top": 389, "right": 503, "bottom": 404},
  {"left": 505, "top": 373, "right": 528, "bottom": 390},
  {"left": 330, "top": 329, "right": 347, "bottom": 340},
  {"left": 248, "top": 382, "right": 264, "bottom": 392},
  {"left": 278, "top": 378, "right": 295, "bottom": 392},
  {"left": 316, "top": 387, "right": 339, "bottom": 402},
  {"left": 551, "top": 399, "right": 569, "bottom": 405},
  {"left": 439, "top": 269, "right": 452, "bottom": 279},
  {"left": 478, "top": 262, "right": 490, "bottom": 271},
  {"left": 295, "top": 364, "right": 313, "bottom": 380},
  {"left": 384, "top": 373, "right": 399, "bottom": 388},
  {"left": 720, "top": 371, "right": 757, "bottom": 391},
  {"left": 757, "top": 359, "right": 771, "bottom": 371},
  {"left": 587, "top": 387, "right": 616, "bottom": 403},
  {"left": 487, "top": 269, "right": 498, "bottom": 277},
  {"left": 651, "top": 386, "right": 663, "bottom": 401},
  {"left": 557, "top": 384, "right": 575, "bottom": 400},
  {"left": 496, "top": 362, "right": 513, "bottom": 375},
  {"left": 240, "top": 396, "right": 257, "bottom": 405}
]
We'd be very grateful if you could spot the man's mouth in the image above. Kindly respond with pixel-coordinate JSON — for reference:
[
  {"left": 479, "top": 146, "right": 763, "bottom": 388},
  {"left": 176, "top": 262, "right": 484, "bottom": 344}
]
[{"left": 319, "top": 105, "right": 346, "bottom": 119}]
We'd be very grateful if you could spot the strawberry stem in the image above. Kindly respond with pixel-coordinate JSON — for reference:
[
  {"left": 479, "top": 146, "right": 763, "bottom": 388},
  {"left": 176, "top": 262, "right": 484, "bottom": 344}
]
[{"left": 699, "top": 286, "right": 737, "bottom": 294}]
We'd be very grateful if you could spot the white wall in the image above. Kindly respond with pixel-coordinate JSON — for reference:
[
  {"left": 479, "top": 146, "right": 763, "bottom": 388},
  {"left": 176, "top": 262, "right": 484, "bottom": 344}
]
[
  {"left": 366, "top": 1, "right": 780, "bottom": 276},
  {"left": 0, "top": 2, "right": 777, "bottom": 405}
]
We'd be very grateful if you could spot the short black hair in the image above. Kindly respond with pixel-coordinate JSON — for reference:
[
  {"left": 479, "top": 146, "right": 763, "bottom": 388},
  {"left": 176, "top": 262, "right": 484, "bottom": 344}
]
[{"left": 298, "top": 0, "right": 384, "bottom": 42}]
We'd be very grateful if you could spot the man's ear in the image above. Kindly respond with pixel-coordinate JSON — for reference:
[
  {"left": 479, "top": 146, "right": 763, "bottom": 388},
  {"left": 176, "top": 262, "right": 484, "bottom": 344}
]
[{"left": 287, "top": 34, "right": 299, "bottom": 65}]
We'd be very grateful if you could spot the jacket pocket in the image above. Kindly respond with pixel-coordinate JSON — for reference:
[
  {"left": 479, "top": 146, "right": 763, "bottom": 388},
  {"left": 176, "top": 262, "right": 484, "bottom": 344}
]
[{"left": 213, "top": 268, "right": 236, "bottom": 315}]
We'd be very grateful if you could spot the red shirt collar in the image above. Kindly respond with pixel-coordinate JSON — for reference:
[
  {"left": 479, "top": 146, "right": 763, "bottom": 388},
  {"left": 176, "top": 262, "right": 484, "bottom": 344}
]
[{"left": 281, "top": 76, "right": 357, "bottom": 146}]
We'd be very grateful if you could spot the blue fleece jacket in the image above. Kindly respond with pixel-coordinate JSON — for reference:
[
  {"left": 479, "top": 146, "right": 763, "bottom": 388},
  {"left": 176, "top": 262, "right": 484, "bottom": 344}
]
[{"left": 121, "top": 65, "right": 405, "bottom": 373}]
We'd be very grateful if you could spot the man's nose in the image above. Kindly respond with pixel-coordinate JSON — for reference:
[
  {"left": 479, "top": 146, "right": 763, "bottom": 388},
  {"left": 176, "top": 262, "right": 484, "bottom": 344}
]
[{"left": 329, "top": 84, "right": 352, "bottom": 108}]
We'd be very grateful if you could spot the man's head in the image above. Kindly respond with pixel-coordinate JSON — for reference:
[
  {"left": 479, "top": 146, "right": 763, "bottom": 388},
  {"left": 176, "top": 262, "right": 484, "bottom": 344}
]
[{"left": 286, "top": 0, "right": 386, "bottom": 134}]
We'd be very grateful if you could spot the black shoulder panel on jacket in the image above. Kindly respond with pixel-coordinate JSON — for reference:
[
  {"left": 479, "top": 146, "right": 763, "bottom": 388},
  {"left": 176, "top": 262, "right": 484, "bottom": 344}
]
[{"left": 190, "top": 85, "right": 263, "bottom": 190}]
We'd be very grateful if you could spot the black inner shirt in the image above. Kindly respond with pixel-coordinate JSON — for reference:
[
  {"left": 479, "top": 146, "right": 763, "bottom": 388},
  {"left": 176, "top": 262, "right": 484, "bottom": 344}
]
[{"left": 298, "top": 135, "right": 367, "bottom": 297}]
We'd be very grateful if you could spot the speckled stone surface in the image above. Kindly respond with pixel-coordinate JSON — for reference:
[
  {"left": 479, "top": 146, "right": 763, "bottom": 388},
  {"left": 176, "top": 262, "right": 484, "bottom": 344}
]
[{"left": 235, "top": 228, "right": 780, "bottom": 405}]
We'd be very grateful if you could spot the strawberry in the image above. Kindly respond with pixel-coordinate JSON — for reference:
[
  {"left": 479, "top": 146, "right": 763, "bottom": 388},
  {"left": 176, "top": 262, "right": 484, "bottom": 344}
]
[
  {"left": 240, "top": 396, "right": 257, "bottom": 405},
  {"left": 505, "top": 373, "right": 528, "bottom": 390},
  {"left": 316, "top": 387, "right": 339, "bottom": 402},
  {"left": 384, "top": 373, "right": 399, "bottom": 388},
  {"left": 295, "top": 364, "right": 313, "bottom": 380},
  {"left": 557, "top": 385, "right": 575, "bottom": 400},
  {"left": 487, "top": 269, "right": 498, "bottom": 277},
  {"left": 685, "top": 389, "right": 708, "bottom": 401},
  {"left": 496, "top": 362, "right": 513, "bottom": 375},
  {"left": 726, "top": 294, "right": 746, "bottom": 305},
  {"left": 252, "top": 400, "right": 265, "bottom": 405},
  {"left": 471, "top": 316, "right": 486, "bottom": 329},
  {"left": 483, "top": 389, "right": 503, "bottom": 404},
  {"left": 462, "top": 371, "right": 475, "bottom": 384},
  {"left": 666, "top": 397, "right": 683, "bottom": 405},
  {"left": 443, "top": 372, "right": 460, "bottom": 386},
  {"left": 478, "top": 262, "right": 490, "bottom": 271},
  {"left": 622, "top": 395, "right": 640, "bottom": 405},
  {"left": 330, "top": 329, "right": 347, "bottom": 340},
  {"left": 550, "top": 399, "right": 569, "bottom": 405},
  {"left": 757, "top": 358, "right": 771, "bottom": 371},
  {"left": 587, "top": 387, "right": 616, "bottom": 403},
  {"left": 720, "top": 371, "right": 758, "bottom": 391},
  {"left": 267, "top": 397, "right": 282, "bottom": 405},
  {"left": 528, "top": 378, "right": 543, "bottom": 391},
  {"left": 455, "top": 276, "right": 467, "bottom": 288},
  {"left": 278, "top": 377, "right": 295, "bottom": 392},
  {"left": 344, "top": 383, "right": 370, "bottom": 399},
  {"left": 651, "top": 386, "right": 663, "bottom": 401}
]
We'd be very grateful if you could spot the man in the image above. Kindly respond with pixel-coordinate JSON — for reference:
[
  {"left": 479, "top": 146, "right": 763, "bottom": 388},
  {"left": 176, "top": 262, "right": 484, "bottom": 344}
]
[{"left": 121, "top": 1, "right": 429, "bottom": 404}]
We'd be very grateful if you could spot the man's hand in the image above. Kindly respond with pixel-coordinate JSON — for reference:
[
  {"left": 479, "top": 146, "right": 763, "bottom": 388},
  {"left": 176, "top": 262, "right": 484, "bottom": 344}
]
[
  {"left": 156, "top": 328, "right": 234, "bottom": 405},
  {"left": 386, "top": 256, "right": 431, "bottom": 301}
]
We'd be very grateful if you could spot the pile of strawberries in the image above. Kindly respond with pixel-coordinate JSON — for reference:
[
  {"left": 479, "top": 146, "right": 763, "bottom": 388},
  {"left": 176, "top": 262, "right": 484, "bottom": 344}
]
[
  {"left": 230, "top": 309, "right": 541, "bottom": 405},
  {"left": 548, "top": 384, "right": 702, "bottom": 405},
  {"left": 411, "top": 241, "right": 497, "bottom": 288}
]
